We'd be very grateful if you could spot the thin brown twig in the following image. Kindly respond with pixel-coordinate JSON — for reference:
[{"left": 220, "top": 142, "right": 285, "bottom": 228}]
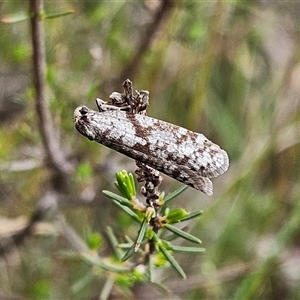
[
  {"left": 0, "top": 191, "right": 90, "bottom": 256},
  {"left": 0, "top": 191, "right": 56, "bottom": 257},
  {"left": 6, "top": 0, "right": 76, "bottom": 257},
  {"left": 132, "top": 262, "right": 252, "bottom": 298},
  {"left": 167, "top": 263, "right": 252, "bottom": 293},
  {"left": 29, "top": 0, "right": 72, "bottom": 175},
  {"left": 116, "top": 0, "right": 176, "bottom": 83}
]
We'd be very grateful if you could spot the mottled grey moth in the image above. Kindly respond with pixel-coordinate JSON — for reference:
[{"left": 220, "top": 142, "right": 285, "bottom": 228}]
[{"left": 74, "top": 104, "right": 229, "bottom": 196}]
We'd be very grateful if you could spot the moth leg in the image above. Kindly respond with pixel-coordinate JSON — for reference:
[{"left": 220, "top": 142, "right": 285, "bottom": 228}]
[
  {"left": 135, "top": 90, "right": 149, "bottom": 114},
  {"left": 95, "top": 98, "right": 124, "bottom": 112}
]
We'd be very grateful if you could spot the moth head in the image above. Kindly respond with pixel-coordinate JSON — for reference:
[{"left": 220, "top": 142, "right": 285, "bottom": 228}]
[
  {"left": 74, "top": 106, "right": 95, "bottom": 141},
  {"left": 74, "top": 106, "right": 89, "bottom": 121}
]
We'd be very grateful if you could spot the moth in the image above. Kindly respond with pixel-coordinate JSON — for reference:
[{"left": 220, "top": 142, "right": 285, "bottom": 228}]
[{"left": 74, "top": 103, "right": 229, "bottom": 196}]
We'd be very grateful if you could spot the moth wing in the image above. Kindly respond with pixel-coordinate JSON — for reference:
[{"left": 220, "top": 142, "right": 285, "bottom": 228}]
[
  {"left": 196, "top": 146, "right": 229, "bottom": 179},
  {"left": 180, "top": 167, "right": 213, "bottom": 196}
]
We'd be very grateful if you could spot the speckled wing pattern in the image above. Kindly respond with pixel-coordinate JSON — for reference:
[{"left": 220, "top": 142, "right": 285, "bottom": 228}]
[{"left": 74, "top": 106, "right": 229, "bottom": 196}]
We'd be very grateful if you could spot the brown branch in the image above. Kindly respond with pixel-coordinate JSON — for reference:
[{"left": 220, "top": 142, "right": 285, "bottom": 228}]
[
  {"left": 0, "top": 191, "right": 90, "bottom": 257},
  {"left": 133, "top": 263, "right": 252, "bottom": 298},
  {"left": 0, "top": 191, "right": 56, "bottom": 257},
  {"left": 29, "top": 0, "right": 72, "bottom": 175},
  {"left": 167, "top": 263, "right": 252, "bottom": 293},
  {"left": 116, "top": 0, "right": 175, "bottom": 83}
]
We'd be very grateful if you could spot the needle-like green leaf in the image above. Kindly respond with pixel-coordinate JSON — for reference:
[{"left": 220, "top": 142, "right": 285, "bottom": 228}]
[
  {"left": 112, "top": 200, "right": 140, "bottom": 222},
  {"left": 102, "top": 190, "right": 132, "bottom": 206},
  {"left": 45, "top": 10, "right": 75, "bottom": 19},
  {"left": 106, "top": 227, "right": 124, "bottom": 260},
  {"left": 1, "top": 12, "right": 28, "bottom": 23},
  {"left": 171, "top": 245, "right": 206, "bottom": 253},
  {"left": 180, "top": 210, "right": 203, "bottom": 222},
  {"left": 164, "top": 224, "right": 201, "bottom": 244},
  {"left": 164, "top": 185, "right": 189, "bottom": 204},
  {"left": 122, "top": 244, "right": 135, "bottom": 262},
  {"left": 134, "top": 218, "right": 148, "bottom": 252},
  {"left": 158, "top": 242, "right": 186, "bottom": 278}
]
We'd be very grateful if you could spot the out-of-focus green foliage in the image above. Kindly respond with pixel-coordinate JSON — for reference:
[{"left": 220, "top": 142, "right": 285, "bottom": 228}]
[{"left": 1, "top": 0, "right": 300, "bottom": 299}]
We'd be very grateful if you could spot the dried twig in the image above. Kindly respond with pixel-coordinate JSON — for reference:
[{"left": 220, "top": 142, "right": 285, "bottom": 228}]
[
  {"left": 29, "top": 0, "right": 72, "bottom": 175},
  {"left": 0, "top": 191, "right": 90, "bottom": 256},
  {"left": 0, "top": 0, "right": 76, "bottom": 257},
  {"left": 0, "top": 191, "right": 56, "bottom": 256},
  {"left": 115, "top": 0, "right": 175, "bottom": 83}
]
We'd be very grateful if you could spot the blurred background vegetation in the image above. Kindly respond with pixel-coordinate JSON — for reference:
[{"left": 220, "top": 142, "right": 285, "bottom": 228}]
[{"left": 1, "top": 0, "right": 300, "bottom": 299}]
